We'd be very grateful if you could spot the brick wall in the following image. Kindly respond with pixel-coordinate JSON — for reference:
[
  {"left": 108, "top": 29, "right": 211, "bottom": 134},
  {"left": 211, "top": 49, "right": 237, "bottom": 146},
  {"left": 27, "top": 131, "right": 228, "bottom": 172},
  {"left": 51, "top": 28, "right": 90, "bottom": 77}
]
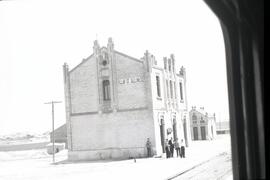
[
  {"left": 70, "top": 109, "right": 155, "bottom": 152},
  {"left": 69, "top": 56, "right": 99, "bottom": 114},
  {"left": 115, "top": 53, "right": 147, "bottom": 110}
]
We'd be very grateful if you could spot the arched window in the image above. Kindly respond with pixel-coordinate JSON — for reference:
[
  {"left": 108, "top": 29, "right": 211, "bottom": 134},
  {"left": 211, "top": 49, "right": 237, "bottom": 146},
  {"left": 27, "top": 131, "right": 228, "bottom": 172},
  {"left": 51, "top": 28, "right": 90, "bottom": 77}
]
[
  {"left": 200, "top": 117, "right": 205, "bottom": 123},
  {"left": 192, "top": 114, "right": 197, "bottom": 120},
  {"left": 103, "top": 80, "right": 110, "bottom": 101},
  {"left": 160, "top": 116, "right": 164, "bottom": 125}
]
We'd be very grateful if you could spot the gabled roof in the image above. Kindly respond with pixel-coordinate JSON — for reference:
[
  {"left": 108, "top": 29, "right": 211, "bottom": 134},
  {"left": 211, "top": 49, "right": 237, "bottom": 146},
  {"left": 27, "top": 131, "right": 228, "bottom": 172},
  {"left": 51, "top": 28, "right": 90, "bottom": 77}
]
[
  {"left": 69, "top": 54, "right": 94, "bottom": 73},
  {"left": 190, "top": 108, "right": 206, "bottom": 116},
  {"left": 69, "top": 47, "right": 143, "bottom": 73},
  {"left": 190, "top": 108, "right": 215, "bottom": 117},
  {"left": 190, "top": 108, "right": 214, "bottom": 118},
  {"left": 197, "top": 109, "right": 207, "bottom": 116},
  {"left": 114, "top": 50, "right": 143, "bottom": 63},
  {"left": 50, "top": 124, "right": 66, "bottom": 135}
]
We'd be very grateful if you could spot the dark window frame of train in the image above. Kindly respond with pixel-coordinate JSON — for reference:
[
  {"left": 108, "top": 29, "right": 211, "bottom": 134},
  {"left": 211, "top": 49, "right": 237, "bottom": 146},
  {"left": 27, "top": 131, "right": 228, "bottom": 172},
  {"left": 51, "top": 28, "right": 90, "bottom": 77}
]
[{"left": 203, "top": 0, "right": 265, "bottom": 179}]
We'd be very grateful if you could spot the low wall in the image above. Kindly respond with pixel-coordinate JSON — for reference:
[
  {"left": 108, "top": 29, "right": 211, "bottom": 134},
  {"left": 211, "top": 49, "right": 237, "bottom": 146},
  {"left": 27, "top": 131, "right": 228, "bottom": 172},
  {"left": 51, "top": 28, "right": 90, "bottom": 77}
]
[{"left": 0, "top": 142, "right": 49, "bottom": 151}]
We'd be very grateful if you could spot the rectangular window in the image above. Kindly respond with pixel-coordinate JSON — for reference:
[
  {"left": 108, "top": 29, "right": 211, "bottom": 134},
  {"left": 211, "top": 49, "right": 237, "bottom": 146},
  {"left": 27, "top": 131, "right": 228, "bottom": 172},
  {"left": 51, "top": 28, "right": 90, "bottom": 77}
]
[
  {"left": 156, "top": 76, "right": 161, "bottom": 97},
  {"left": 166, "top": 80, "right": 169, "bottom": 98},
  {"left": 168, "top": 59, "right": 171, "bottom": 71},
  {"left": 179, "top": 82, "right": 183, "bottom": 101},
  {"left": 170, "top": 80, "right": 173, "bottom": 99}
]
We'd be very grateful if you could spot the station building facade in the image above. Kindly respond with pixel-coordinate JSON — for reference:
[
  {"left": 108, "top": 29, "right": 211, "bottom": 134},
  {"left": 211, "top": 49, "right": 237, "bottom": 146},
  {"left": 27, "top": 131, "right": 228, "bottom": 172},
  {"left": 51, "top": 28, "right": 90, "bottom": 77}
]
[
  {"left": 63, "top": 38, "right": 191, "bottom": 160},
  {"left": 189, "top": 107, "right": 217, "bottom": 140}
]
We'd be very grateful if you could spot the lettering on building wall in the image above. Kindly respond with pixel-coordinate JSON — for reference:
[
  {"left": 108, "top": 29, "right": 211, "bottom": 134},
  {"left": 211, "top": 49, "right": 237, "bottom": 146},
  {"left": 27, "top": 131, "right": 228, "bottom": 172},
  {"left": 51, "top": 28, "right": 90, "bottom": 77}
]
[{"left": 119, "top": 77, "right": 144, "bottom": 84}]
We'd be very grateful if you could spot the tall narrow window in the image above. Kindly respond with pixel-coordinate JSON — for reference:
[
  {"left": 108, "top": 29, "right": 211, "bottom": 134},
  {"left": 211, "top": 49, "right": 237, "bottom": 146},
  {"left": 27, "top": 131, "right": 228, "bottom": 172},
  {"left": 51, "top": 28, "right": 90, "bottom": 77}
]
[
  {"left": 179, "top": 82, "right": 183, "bottom": 101},
  {"left": 103, "top": 80, "right": 110, "bottom": 101},
  {"left": 173, "top": 81, "right": 177, "bottom": 99},
  {"left": 168, "top": 59, "right": 171, "bottom": 71},
  {"left": 156, "top": 76, "right": 161, "bottom": 97},
  {"left": 104, "top": 52, "right": 109, "bottom": 60},
  {"left": 166, "top": 80, "right": 169, "bottom": 98},
  {"left": 170, "top": 80, "right": 173, "bottom": 99}
]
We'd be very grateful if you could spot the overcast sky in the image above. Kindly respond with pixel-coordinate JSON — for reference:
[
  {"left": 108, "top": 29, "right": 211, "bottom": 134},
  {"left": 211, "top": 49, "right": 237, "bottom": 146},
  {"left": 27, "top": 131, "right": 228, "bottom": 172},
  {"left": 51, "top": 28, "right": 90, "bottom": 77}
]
[{"left": 0, "top": 0, "right": 229, "bottom": 135}]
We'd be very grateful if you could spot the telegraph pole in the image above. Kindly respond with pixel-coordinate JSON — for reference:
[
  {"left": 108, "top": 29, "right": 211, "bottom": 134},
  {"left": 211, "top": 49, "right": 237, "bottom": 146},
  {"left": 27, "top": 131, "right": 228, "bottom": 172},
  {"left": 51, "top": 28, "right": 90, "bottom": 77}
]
[{"left": 44, "top": 101, "right": 62, "bottom": 163}]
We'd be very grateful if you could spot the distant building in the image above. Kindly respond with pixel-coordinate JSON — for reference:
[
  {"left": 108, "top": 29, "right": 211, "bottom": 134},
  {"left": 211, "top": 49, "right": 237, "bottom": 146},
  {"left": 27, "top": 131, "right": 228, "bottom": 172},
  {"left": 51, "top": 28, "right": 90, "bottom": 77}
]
[
  {"left": 216, "top": 121, "right": 230, "bottom": 134},
  {"left": 63, "top": 38, "right": 191, "bottom": 160},
  {"left": 50, "top": 124, "right": 67, "bottom": 148},
  {"left": 189, "top": 107, "right": 216, "bottom": 140}
]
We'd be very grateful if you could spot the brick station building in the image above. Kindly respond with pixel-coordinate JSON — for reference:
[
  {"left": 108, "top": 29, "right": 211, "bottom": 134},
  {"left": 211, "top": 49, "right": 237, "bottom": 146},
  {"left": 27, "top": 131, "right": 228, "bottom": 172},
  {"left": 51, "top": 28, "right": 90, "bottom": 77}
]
[{"left": 63, "top": 38, "right": 191, "bottom": 160}]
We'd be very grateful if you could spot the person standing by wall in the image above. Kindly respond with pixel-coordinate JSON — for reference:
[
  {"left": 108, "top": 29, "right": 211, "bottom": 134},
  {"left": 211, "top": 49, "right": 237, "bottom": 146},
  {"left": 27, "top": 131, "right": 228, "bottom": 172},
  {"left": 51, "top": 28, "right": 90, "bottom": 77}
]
[
  {"left": 174, "top": 138, "right": 180, "bottom": 157},
  {"left": 168, "top": 137, "right": 174, "bottom": 158},
  {"left": 180, "top": 139, "right": 186, "bottom": 158},
  {"left": 146, "top": 138, "right": 152, "bottom": 158},
  {"left": 165, "top": 139, "right": 170, "bottom": 158}
]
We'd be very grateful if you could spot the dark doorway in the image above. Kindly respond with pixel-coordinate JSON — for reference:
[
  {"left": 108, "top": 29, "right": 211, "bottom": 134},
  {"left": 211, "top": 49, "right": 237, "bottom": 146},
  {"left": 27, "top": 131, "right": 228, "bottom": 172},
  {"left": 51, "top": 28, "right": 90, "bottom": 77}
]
[
  {"left": 193, "top": 127, "right": 198, "bottom": 140},
  {"left": 183, "top": 119, "right": 188, "bottom": 146},
  {"left": 159, "top": 118, "right": 165, "bottom": 153},
  {"left": 201, "top": 126, "right": 206, "bottom": 140},
  {"left": 172, "top": 118, "right": 178, "bottom": 141}
]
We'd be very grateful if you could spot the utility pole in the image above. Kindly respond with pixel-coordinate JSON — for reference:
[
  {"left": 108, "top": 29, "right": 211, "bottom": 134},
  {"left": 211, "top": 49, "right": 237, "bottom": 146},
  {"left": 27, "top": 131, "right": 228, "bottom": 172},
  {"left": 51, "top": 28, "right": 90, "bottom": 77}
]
[{"left": 44, "top": 101, "right": 62, "bottom": 163}]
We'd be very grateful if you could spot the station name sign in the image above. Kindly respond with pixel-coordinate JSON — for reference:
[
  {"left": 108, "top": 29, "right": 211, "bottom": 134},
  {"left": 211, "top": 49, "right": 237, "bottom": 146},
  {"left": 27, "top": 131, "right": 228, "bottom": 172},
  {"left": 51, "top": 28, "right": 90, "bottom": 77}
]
[{"left": 119, "top": 76, "right": 144, "bottom": 84}]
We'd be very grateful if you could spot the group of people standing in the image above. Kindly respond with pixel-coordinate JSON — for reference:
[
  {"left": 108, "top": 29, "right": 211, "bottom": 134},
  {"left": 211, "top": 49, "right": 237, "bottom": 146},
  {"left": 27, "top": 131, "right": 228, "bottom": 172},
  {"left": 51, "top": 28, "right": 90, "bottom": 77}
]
[
  {"left": 165, "top": 138, "right": 185, "bottom": 158},
  {"left": 145, "top": 137, "right": 186, "bottom": 158}
]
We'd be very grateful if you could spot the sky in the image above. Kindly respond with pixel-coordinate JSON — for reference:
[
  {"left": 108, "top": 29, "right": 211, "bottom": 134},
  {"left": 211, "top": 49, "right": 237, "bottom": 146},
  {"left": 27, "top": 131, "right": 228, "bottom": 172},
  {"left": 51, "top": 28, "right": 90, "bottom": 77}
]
[{"left": 0, "top": 0, "right": 229, "bottom": 135}]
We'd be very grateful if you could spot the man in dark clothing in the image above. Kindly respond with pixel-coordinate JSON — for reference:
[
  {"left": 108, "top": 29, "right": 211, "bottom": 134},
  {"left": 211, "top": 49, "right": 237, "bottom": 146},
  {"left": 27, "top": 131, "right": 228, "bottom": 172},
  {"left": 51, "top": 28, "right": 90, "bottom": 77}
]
[
  {"left": 174, "top": 138, "right": 180, "bottom": 157},
  {"left": 146, "top": 138, "right": 152, "bottom": 158},
  {"left": 168, "top": 138, "right": 174, "bottom": 158},
  {"left": 165, "top": 139, "right": 170, "bottom": 158},
  {"left": 180, "top": 139, "right": 185, "bottom": 158}
]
